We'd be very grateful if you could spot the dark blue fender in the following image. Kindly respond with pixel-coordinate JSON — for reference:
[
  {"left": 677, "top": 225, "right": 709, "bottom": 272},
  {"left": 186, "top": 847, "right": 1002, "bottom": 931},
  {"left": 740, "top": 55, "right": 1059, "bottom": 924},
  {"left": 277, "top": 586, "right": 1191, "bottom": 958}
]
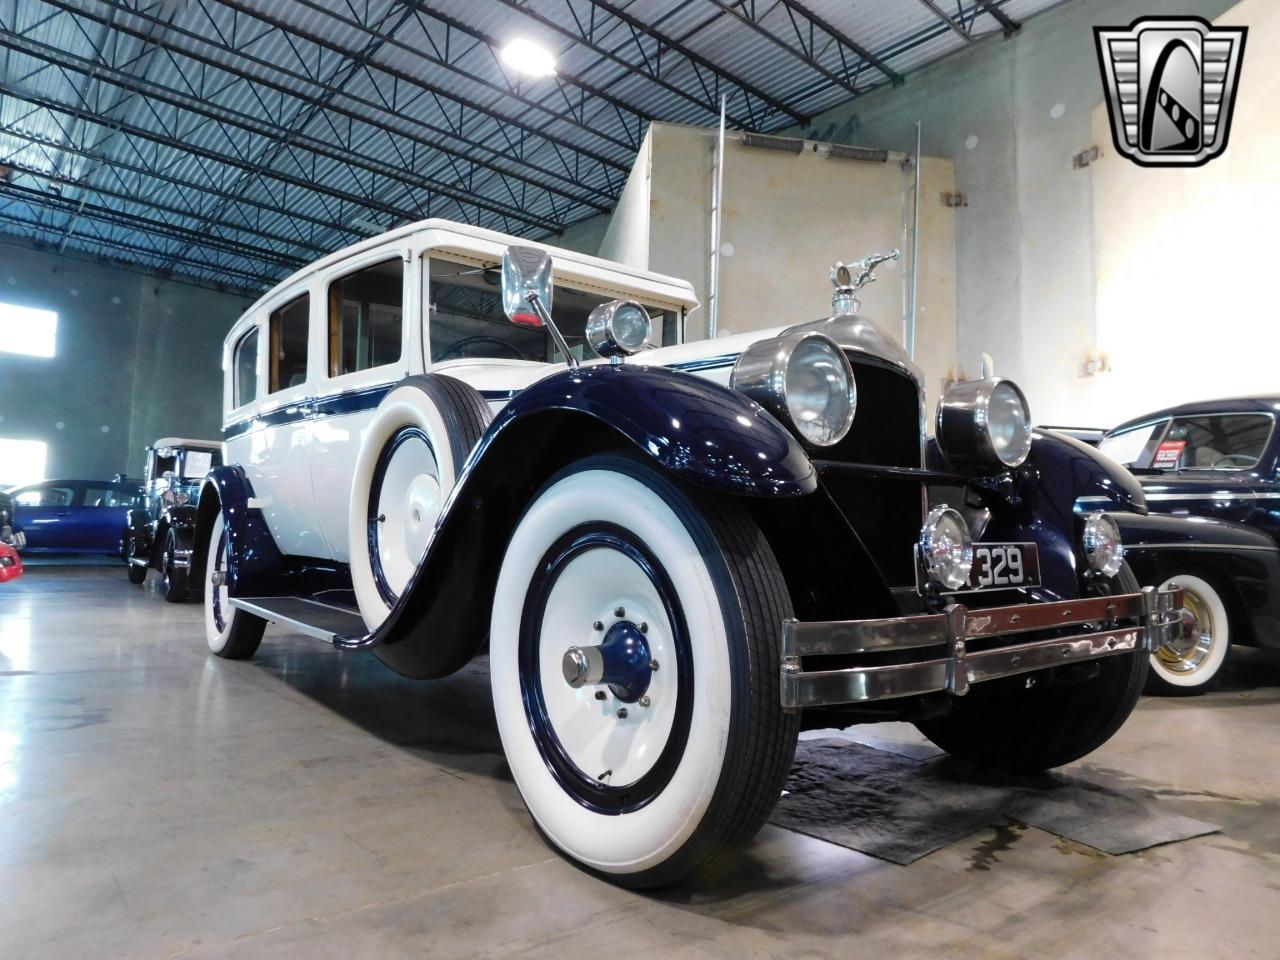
[
  {"left": 125, "top": 508, "right": 153, "bottom": 559},
  {"left": 161, "top": 504, "right": 199, "bottom": 559},
  {"left": 193, "top": 466, "right": 355, "bottom": 604},
  {"left": 931, "top": 430, "right": 1148, "bottom": 599},
  {"left": 489, "top": 364, "right": 818, "bottom": 497},
  {"left": 1112, "top": 511, "right": 1280, "bottom": 649},
  {"left": 360, "top": 365, "right": 818, "bottom": 677}
]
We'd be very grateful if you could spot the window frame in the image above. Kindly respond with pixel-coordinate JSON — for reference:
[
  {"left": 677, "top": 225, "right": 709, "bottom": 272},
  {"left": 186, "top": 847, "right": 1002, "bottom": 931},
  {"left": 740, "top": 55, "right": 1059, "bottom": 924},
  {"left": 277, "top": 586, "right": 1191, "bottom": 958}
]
[
  {"left": 267, "top": 290, "right": 313, "bottom": 397},
  {"left": 323, "top": 252, "right": 410, "bottom": 389}
]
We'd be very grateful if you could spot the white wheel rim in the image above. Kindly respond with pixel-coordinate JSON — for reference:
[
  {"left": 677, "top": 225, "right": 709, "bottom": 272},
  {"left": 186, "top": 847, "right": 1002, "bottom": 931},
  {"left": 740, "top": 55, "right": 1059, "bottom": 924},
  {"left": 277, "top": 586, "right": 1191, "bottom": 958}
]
[
  {"left": 373, "top": 431, "right": 440, "bottom": 599},
  {"left": 536, "top": 547, "right": 679, "bottom": 788}
]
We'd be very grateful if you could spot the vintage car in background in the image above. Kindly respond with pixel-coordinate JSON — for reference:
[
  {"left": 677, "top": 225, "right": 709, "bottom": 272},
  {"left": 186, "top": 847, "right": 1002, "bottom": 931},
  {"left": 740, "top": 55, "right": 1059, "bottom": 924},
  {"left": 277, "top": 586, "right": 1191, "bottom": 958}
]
[
  {"left": 124, "top": 438, "right": 222, "bottom": 601},
  {"left": 0, "top": 541, "right": 22, "bottom": 583},
  {"left": 1086, "top": 397, "right": 1280, "bottom": 694},
  {"left": 10, "top": 478, "right": 141, "bottom": 555},
  {"left": 191, "top": 219, "right": 1184, "bottom": 887}
]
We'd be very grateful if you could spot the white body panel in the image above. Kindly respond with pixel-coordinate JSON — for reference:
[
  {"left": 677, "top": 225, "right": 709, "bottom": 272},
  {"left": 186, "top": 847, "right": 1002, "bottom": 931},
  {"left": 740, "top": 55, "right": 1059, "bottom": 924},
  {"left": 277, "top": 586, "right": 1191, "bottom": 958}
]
[{"left": 221, "top": 219, "right": 724, "bottom": 563}]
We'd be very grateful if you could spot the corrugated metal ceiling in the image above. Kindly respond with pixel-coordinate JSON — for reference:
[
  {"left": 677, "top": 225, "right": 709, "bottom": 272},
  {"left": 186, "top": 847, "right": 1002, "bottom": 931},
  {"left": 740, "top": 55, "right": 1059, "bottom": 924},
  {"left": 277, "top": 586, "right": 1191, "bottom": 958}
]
[{"left": 0, "top": 0, "right": 1063, "bottom": 293}]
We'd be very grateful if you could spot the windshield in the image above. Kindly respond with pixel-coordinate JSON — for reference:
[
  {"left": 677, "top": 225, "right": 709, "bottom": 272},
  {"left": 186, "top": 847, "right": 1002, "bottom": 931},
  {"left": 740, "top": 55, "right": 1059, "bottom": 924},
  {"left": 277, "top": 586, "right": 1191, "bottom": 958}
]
[
  {"left": 426, "top": 257, "right": 679, "bottom": 364},
  {"left": 1102, "top": 413, "right": 1274, "bottom": 471}
]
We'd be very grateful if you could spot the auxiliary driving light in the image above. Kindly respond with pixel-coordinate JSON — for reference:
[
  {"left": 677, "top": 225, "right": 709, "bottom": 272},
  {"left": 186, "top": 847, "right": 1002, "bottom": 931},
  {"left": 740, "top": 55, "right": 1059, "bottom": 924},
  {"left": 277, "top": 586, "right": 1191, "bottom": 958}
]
[
  {"left": 936, "top": 377, "right": 1033, "bottom": 472},
  {"left": 920, "top": 504, "right": 973, "bottom": 591},
  {"left": 1082, "top": 511, "right": 1124, "bottom": 578}
]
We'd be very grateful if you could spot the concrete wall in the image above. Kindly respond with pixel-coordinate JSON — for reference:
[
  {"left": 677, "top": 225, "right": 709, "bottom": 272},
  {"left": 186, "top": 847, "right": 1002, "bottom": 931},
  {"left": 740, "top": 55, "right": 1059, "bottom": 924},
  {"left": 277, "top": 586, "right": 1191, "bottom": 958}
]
[
  {"left": 0, "top": 241, "right": 253, "bottom": 483},
  {"left": 595, "top": 121, "right": 958, "bottom": 403},
  {"left": 1083, "top": 0, "right": 1273, "bottom": 424},
  {"left": 787, "top": 0, "right": 1235, "bottom": 423}
]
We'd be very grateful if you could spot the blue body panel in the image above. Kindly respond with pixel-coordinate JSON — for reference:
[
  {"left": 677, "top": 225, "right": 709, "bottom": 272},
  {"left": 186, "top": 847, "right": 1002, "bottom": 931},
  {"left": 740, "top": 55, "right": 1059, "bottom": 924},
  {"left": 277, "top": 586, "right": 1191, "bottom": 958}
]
[
  {"left": 11, "top": 479, "right": 139, "bottom": 555},
  {"left": 929, "top": 430, "right": 1147, "bottom": 600},
  {"left": 480, "top": 364, "right": 817, "bottom": 497}
]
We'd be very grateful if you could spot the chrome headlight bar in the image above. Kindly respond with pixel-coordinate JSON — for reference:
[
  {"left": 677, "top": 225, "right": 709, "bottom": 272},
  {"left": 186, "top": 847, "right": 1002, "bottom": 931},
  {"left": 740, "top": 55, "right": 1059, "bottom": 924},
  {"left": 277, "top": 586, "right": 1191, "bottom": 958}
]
[
  {"left": 936, "top": 377, "right": 1032, "bottom": 472},
  {"left": 731, "top": 331, "right": 856, "bottom": 447}
]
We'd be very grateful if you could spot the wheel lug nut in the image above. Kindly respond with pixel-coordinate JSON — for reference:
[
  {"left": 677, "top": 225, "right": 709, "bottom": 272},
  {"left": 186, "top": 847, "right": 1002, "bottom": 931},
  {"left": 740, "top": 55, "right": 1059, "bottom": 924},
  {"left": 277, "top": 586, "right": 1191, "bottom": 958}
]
[
  {"left": 616, "top": 707, "right": 628, "bottom": 719},
  {"left": 594, "top": 690, "right": 606, "bottom": 701},
  {"left": 592, "top": 620, "right": 603, "bottom": 631},
  {"left": 649, "top": 659, "right": 659, "bottom": 671},
  {"left": 614, "top": 607, "right": 625, "bottom": 618},
  {"left": 640, "top": 622, "right": 649, "bottom": 633},
  {"left": 639, "top": 695, "right": 651, "bottom": 708}
]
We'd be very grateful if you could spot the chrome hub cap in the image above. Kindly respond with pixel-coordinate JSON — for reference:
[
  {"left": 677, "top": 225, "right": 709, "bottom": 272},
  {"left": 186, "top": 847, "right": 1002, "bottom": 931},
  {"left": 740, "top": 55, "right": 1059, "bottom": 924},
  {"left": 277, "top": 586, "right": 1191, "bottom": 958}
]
[{"left": 1156, "top": 585, "right": 1215, "bottom": 674}]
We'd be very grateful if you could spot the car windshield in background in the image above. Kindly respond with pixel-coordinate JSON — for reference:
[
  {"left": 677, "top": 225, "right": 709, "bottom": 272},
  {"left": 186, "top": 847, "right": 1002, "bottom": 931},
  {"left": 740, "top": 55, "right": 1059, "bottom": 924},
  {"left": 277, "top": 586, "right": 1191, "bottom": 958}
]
[{"left": 1101, "top": 413, "right": 1274, "bottom": 471}]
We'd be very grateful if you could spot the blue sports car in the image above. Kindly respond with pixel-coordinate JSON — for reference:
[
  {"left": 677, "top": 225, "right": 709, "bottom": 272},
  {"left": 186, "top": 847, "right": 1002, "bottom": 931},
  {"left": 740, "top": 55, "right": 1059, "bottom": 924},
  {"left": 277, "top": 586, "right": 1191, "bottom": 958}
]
[
  {"left": 1094, "top": 397, "right": 1280, "bottom": 694},
  {"left": 10, "top": 479, "right": 142, "bottom": 556}
]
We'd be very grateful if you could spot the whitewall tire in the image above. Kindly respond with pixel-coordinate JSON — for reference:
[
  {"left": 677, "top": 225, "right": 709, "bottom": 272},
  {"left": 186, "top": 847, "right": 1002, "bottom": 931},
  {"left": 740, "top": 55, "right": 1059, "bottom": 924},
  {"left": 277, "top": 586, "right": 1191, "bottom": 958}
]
[
  {"left": 1147, "top": 573, "right": 1231, "bottom": 695},
  {"left": 348, "top": 375, "right": 490, "bottom": 629},
  {"left": 204, "top": 512, "right": 265, "bottom": 659},
  {"left": 490, "top": 453, "right": 798, "bottom": 887}
]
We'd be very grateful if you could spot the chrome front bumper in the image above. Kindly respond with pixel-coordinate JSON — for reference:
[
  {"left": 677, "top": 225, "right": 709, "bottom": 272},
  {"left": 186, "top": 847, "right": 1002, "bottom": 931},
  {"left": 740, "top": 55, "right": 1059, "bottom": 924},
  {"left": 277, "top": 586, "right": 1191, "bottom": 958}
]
[{"left": 781, "top": 586, "right": 1185, "bottom": 709}]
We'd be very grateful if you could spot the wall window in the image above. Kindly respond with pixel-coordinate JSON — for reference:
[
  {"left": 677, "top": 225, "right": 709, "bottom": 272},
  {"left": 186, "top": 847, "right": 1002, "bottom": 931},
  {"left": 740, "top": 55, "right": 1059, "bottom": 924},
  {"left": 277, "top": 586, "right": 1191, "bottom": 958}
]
[
  {"left": 268, "top": 293, "right": 310, "bottom": 393},
  {"left": 233, "top": 327, "right": 259, "bottom": 408},
  {"left": 0, "top": 438, "right": 48, "bottom": 487},
  {"left": 329, "top": 259, "right": 403, "bottom": 377},
  {"left": 0, "top": 303, "right": 57, "bottom": 358}
]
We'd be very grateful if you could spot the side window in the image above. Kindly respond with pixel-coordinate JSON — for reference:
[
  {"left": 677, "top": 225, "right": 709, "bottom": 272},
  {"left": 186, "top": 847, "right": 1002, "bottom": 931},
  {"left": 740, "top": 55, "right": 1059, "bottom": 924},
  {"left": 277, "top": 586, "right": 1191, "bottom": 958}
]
[
  {"left": 269, "top": 293, "right": 310, "bottom": 393},
  {"left": 84, "top": 486, "right": 134, "bottom": 508},
  {"left": 328, "top": 258, "right": 403, "bottom": 377},
  {"left": 16, "top": 485, "right": 73, "bottom": 507},
  {"left": 233, "top": 328, "right": 259, "bottom": 408}
]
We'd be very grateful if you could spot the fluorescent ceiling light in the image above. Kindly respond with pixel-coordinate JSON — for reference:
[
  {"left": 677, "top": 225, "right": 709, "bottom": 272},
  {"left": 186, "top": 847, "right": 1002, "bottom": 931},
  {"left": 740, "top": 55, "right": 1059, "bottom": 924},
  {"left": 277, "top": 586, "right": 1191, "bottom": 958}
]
[{"left": 500, "top": 38, "right": 557, "bottom": 78}]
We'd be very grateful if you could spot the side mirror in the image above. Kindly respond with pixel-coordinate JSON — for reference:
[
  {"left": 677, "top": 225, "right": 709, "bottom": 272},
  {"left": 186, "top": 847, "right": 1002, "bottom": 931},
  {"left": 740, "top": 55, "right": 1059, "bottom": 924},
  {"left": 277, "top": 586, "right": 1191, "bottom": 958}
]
[{"left": 501, "top": 246, "right": 553, "bottom": 328}]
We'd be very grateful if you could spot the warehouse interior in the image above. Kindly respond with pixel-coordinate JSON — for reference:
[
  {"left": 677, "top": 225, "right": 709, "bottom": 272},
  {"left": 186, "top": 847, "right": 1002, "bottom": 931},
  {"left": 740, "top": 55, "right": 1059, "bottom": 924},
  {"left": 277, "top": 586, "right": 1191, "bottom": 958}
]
[{"left": 2, "top": 0, "right": 1279, "bottom": 957}]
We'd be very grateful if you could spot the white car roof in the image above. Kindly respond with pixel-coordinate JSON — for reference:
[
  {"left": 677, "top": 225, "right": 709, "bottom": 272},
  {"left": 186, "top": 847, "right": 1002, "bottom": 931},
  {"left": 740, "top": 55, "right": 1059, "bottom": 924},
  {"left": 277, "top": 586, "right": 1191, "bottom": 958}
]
[{"left": 231, "top": 218, "right": 699, "bottom": 337}]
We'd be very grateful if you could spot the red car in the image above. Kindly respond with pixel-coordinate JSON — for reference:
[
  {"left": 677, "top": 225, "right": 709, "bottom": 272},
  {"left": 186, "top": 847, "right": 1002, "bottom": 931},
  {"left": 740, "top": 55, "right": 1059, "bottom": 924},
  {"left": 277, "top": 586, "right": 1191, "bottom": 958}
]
[{"left": 0, "top": 542, "right": 22, "bottom": 583}]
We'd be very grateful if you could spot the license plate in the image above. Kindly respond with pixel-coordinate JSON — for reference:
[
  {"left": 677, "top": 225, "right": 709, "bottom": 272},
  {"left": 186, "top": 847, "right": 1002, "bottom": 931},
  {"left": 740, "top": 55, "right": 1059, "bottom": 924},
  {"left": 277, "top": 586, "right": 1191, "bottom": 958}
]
[{"left": 917, "top": 542, "right": 1042, "bottom": 594}]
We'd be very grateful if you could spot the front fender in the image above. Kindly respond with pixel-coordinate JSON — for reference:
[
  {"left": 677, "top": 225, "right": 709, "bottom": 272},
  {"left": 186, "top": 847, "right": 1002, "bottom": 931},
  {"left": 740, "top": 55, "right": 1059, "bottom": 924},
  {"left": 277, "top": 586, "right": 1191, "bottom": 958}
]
[
  {"left": 195, "top": 467, "right": 285, "bottom": 596},
  {"left": 929, "top": 430, "right": 1148, "bottom": 599},
  {"left": 161, "top": 504, "right": 199, "bottom": 554},
  {"left": 485, "top": 364, "right": 817, "bottom": 497}
]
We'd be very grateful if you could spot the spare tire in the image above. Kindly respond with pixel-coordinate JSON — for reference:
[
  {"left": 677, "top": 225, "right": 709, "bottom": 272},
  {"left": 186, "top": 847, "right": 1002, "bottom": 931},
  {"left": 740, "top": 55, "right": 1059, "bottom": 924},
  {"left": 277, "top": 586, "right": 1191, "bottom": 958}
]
[{"left": 348, "top": 374, "right": 491, "bottom": 629}]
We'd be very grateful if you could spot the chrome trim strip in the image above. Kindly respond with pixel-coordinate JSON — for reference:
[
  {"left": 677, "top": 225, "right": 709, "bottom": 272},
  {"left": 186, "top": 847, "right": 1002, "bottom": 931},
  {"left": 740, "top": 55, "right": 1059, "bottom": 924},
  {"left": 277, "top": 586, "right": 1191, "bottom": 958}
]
[
  {"left": 1123, "top": 542, "right": 1279, "bottom": 552},
  {"left": 666, "top": 353, "right": 740, "bottom": 373},
  {"left": 780, "top": 586, "right": 1183, "bottom": 709}
]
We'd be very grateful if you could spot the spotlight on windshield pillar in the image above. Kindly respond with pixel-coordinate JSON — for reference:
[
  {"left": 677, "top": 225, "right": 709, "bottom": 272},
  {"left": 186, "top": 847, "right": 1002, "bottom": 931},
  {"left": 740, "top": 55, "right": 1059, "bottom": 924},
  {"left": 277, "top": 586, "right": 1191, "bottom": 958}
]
[{"left": 500, "top": 38, "right": 557, "bottom": 78}]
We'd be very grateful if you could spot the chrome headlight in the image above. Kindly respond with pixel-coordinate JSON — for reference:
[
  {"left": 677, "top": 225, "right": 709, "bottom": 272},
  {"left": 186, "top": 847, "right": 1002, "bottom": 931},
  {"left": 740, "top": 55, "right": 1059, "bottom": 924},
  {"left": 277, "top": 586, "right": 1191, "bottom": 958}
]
[
  {"left": 731, "top": 331, "right": 856, "bottom": 446},
  {"left": 585, "top": 299, "right": 651, "bottom": 358},
  {"left": 920, "top": 504, "right": 973, "bottom": 591},
  {"left": 174, "top": 491, "right": 190, "bottom": 506},
  {"left": 936, "top": 377, "right": 1032, "bottom": 471},
  {"left": 1082, "top": 511, "right": 1124, "bottom": 578}
]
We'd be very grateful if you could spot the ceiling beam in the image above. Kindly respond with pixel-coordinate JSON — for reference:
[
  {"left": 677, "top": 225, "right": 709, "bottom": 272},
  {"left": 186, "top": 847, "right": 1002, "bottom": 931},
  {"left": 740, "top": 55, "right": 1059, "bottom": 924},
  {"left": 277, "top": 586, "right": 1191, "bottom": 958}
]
[
  {"left": 486, "top": 0, "right": 800, "bottom": 129},
  {"left": 775, "top": 0, "right": 905, "bottom": 87},
  {"left": 915, "top": 0, "right": 974, "bottom": 43},
  {"left": 973, "top": 0, "right": 1021, "bottom": 37}
]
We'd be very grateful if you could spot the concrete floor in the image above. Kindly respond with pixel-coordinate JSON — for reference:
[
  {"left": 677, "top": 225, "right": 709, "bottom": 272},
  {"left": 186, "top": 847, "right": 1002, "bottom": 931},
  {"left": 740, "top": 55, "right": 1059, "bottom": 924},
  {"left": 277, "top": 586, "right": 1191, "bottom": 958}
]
[{"left": 3, "top": 566, "right": 1280, "bottom": 959}]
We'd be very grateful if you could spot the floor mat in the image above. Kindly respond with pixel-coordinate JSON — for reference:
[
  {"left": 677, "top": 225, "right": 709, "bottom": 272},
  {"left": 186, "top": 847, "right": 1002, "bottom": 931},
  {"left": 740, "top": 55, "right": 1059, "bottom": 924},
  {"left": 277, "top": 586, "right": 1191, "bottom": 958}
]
[{"left": 770, "top": 738, "right": 1220, "bottom": 865}]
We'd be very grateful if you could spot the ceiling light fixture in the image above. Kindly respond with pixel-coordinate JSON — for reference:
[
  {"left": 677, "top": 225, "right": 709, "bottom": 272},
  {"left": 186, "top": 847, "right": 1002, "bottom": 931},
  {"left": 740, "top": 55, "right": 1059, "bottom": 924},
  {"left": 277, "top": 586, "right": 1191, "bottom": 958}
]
[{"left": 500, "top": 38, "right": 557, "bottom": 78}]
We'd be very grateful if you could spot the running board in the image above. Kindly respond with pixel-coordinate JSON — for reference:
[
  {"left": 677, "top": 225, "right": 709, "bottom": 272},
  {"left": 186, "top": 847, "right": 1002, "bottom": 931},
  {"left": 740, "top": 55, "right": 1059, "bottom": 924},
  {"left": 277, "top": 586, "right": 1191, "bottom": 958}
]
[{"left": 230, "top": 596, "right": 367, "bottom": 644}]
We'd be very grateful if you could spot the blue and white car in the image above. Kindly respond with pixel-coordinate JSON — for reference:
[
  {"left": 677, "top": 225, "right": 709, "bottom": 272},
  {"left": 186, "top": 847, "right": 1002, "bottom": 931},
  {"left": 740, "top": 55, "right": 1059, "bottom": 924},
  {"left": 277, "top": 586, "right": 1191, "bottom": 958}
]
[{"left": 195, "top": 219, "right": 1184, "bottom": 887}]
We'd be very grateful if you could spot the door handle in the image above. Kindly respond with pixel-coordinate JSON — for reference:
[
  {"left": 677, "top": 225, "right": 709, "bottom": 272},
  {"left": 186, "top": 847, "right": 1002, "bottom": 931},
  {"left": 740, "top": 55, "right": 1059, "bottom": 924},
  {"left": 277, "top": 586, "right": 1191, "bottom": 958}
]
[{"left": 56, "top": 511, "right": 72, "bottom": 517}]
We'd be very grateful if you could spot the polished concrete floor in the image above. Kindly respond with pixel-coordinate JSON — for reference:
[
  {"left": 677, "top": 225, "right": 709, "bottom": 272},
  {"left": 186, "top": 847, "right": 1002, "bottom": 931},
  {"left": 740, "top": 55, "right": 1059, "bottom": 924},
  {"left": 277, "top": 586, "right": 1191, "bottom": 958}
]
[{"left": 3, "top": 566, "right": 1280, "bottom": 959}]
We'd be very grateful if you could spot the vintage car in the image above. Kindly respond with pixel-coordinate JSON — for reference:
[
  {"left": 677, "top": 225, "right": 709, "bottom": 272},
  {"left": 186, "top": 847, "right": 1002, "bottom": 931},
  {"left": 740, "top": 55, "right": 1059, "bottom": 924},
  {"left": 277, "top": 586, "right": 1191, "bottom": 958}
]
[
  {"left": 1090, "top": 397, "right": 1280, "bottom": 693},
  {"left": 124, "top": 439, "right": 223, "bottom": 601},
  {"left": 0, "top": 541, "right": 22, "bottom": 583},
  {"left": 10, "top": 478, "right": 141, "bottom": 554},
  {"left": 194, "top": 219, "right": 1184, "bottom": 887}
]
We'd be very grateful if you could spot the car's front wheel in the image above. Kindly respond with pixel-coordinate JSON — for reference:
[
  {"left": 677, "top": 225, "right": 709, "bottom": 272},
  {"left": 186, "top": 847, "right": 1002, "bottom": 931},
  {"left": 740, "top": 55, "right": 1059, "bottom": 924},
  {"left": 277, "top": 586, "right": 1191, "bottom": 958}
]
[
  {"left": 162, "top": 530, "right": 188, "bottom": 603},
  {"left": 490, "top": 454, "right": 798, "bottom": 887},
  {"left": 916, "top": 563, "right": 1149, "bottom": 772},
  {"left": 204, "top": 512, "right": 265, "bottom": 659},
  {"left": 1145, "top": 572, "right": 1231, "bottom": 695}
]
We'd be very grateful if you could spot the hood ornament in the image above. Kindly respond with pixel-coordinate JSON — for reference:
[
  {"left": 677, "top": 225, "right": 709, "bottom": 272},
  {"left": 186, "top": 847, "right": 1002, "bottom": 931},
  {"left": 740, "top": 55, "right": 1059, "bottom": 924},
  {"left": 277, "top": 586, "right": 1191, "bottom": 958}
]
[{"left": 830, "top": 249, "right": 900, "bottom": 316}]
